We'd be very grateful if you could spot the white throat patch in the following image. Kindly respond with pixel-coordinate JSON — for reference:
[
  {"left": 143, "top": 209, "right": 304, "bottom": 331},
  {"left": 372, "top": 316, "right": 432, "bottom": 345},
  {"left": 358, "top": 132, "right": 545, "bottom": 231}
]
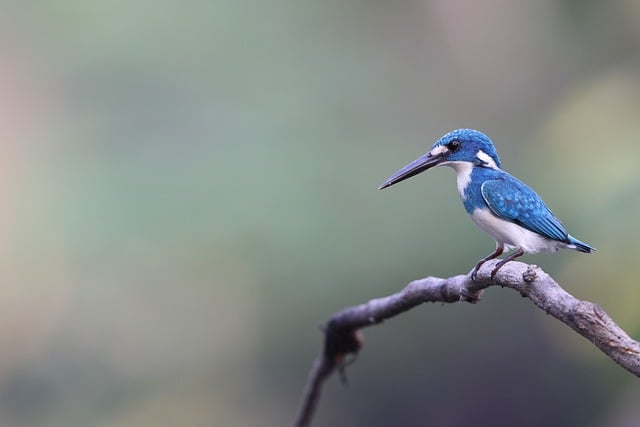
[
  {"left": 476, "top": 150, "right": 499, "bottom": 169},
  {"left": 441, "top": 161, "right": 473, "bottom": 199}
]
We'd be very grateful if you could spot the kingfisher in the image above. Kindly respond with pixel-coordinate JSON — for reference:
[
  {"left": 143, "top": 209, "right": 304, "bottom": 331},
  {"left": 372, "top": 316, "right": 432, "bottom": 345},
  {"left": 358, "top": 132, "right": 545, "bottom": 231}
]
[{"left": 379, "top": 129, "right": 595, "bottom": 280}]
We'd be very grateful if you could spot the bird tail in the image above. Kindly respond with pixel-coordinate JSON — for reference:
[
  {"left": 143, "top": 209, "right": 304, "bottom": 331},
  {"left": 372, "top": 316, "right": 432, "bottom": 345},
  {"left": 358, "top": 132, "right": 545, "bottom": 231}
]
[{"left": 568, "top": 235, "right": 596, "bottom": 253}]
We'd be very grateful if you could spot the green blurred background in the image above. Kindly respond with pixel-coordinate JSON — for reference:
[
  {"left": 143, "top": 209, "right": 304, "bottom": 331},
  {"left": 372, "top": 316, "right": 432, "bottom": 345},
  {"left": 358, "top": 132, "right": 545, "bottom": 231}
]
[{"left": 2, "top": 1, "right": 640, "bottom": 426}]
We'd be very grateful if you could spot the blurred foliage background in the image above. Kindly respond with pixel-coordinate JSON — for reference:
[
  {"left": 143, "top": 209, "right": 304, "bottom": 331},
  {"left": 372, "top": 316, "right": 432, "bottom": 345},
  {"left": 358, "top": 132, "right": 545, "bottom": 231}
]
[{"left": 1, "top": 1, "right": 640, "bottom": 426}]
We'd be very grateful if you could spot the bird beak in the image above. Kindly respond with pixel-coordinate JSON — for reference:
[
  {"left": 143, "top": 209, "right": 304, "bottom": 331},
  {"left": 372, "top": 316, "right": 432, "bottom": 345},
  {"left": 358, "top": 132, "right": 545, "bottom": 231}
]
[{"left": 379, "top": 149, "right": 447, "bottom": 190}]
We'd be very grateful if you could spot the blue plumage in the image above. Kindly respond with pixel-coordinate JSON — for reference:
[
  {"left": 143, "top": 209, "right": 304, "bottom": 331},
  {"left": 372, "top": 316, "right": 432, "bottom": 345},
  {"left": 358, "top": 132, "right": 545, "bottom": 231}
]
[
  {"left": 379, "top": 129, "right": 595, "bottom": 279},
  {"left": 480, "top": 176, "right": 567, "bottom": 242}
]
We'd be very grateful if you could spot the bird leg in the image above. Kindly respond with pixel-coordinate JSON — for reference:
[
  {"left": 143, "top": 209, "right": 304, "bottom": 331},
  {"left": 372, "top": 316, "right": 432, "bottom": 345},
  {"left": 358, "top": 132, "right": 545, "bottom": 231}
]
[
  {"left": 471, "top": 243, "right": 504, "bottom": 281},
  {"left": 490, "top": 247, "right": 525, "bottom": 279}
]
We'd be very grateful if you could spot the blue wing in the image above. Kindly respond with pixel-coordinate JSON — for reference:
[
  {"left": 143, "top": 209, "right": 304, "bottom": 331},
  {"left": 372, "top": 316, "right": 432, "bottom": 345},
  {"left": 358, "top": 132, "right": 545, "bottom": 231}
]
[{"left": 480, "top": 178, "right": 569, "bottom": 242}]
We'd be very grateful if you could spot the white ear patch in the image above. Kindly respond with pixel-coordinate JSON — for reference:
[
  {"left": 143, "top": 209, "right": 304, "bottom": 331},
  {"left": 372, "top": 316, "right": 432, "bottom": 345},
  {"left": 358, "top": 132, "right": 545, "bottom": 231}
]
[
  {"left": 477, "top": 150, "right": 499, "bottom": 169},
  {"left": 429, "top": 145, "right": 449, "bottom": 156}
]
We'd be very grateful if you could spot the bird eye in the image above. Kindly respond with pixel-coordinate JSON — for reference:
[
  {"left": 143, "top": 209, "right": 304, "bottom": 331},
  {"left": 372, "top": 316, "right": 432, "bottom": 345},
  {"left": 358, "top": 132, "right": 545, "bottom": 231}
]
[{"left": 448, "top": 140, "right": 461, "bottom": 151}]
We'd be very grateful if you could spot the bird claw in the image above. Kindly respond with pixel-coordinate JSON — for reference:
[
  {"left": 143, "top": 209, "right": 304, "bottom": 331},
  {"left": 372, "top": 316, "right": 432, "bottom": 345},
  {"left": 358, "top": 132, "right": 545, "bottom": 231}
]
[
  {"left": 472, "top": 263, "right": 501, "bottom": 282},
  {"left": 471, "top": 266, "right": 487, "bottom": 282}
]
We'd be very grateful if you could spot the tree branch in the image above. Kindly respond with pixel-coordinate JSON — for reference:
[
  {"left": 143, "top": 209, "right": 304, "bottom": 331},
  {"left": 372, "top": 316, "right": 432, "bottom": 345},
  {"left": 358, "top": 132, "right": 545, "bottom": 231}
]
[{"left": 292, "top": 260, "right": 640, "bottom": 427}]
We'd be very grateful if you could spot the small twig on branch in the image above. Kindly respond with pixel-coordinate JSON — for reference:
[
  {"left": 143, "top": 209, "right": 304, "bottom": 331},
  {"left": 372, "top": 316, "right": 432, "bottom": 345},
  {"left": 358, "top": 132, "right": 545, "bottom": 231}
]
[{"left": 292, "top": 260, "right": 640, "bottom": 427}]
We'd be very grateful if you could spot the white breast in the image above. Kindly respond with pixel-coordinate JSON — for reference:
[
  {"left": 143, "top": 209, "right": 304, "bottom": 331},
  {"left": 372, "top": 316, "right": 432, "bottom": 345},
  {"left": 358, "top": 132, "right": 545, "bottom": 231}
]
[{"left": 470, "top": 208, "right": 567, "bottom": 253}]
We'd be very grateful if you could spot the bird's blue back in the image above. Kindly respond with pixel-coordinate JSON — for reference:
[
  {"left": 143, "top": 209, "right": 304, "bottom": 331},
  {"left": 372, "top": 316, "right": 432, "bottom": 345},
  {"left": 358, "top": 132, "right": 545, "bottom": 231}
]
[{"left": 462, "top": 167, "right": 570, "bottom": 243}]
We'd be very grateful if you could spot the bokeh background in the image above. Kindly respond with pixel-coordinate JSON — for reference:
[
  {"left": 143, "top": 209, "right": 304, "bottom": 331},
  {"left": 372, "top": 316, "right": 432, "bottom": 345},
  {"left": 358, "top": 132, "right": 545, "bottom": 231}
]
[{"left": 1, "top": 1, "right": 640, "bottom": 426}]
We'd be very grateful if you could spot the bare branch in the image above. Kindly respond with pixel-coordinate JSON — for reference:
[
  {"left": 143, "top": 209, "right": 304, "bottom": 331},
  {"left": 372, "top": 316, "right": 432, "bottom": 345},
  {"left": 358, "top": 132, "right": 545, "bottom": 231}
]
[{"left": 292, "top": 260, "right": 640, "bottom": 427}]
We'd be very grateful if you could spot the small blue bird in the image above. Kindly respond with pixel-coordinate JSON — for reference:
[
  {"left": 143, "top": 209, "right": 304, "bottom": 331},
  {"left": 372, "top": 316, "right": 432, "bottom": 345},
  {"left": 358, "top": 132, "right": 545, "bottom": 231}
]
[{"left": 379, "top": 129, "right": 595, "bottom": 280}]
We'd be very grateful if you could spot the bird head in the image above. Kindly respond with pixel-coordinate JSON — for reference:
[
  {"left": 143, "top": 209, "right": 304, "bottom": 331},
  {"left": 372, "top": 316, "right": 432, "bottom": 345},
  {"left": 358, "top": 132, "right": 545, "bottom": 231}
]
[{"left": 379, "top": 129, "right": 502, "bottom": 189}]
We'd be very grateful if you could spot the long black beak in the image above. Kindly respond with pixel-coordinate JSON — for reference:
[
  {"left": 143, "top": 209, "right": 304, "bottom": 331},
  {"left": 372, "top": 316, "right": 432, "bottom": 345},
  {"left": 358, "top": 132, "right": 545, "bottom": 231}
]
[{"left": 378, "top": 151, "right": 446, "bottom": 190}]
